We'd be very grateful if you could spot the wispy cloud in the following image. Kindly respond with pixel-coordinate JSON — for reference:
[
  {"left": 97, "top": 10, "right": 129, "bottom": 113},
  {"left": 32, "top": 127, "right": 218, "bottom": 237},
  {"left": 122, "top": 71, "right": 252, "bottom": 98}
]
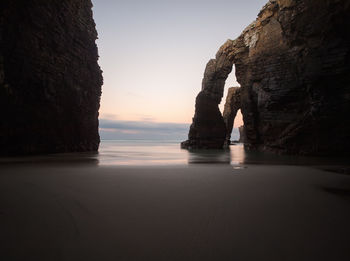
[
  {"left": 99, "top": 119, "right": 240, "bottom": 141},
  {"left": 99, "top": 119, "right": 190, "bottom": 140}
]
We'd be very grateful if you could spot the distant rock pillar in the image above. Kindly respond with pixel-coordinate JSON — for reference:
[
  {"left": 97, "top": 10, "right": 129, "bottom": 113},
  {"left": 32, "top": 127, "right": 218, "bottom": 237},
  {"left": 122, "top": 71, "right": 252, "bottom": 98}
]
[
  {"left": 222, "top": 87, "right": 241, "bottom": 147},
  {"left": 238, "top": 125, "right": 246, "bottom": 143}
]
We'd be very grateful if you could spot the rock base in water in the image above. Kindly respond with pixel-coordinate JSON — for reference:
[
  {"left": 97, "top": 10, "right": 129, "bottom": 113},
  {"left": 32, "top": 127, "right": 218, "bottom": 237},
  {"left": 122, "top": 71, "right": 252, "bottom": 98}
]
[{"left": 182, "top": 91, "right": 226, "bottom": 149}]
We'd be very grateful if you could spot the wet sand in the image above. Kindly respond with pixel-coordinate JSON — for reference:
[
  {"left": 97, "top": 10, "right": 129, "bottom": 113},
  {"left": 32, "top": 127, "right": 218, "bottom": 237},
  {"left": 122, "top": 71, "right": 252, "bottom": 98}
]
[{"left": 0, "top": 163, "right": 350, "bottom": 260}]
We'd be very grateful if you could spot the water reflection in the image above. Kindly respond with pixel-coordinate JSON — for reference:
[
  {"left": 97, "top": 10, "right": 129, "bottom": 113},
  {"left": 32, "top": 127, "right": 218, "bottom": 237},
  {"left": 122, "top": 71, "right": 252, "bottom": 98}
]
[
  {"left": 186, "top": 144, "right": 248, "bottom": 164},
  {"left": 98, "top": 140, "right": 187, "bottom": 165},
  {"left": 235, "top": 144, "right": 349, "bottom": 166},
  {"left": 229, "top": 144, "right": 246, "bottom": 165},
  {"left": 0, "top": 152, "right": 100, "bottom": 166},
  {"left": 187, "top": 149, "right": 232, "bottom": 164},
  {"left": 187, "top": 143, "right": 349, "bottom": 166},
  {"left": 1, "top": 141, "right": 348, "bottom": 167}
]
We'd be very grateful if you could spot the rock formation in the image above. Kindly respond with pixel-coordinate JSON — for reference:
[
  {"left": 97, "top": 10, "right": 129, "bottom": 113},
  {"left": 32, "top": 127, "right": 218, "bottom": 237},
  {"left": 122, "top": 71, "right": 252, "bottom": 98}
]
[
  {"left": 180, "top": 91, "right": 226, "bottom": 149},
  {"left": 183, "top": 0, "right": 350, "bottom": 155},
  {"left": 181, "top": 34, "right": 236, "bottom": 149},
  {"left": 238, "top": 126, "right": 246, "bottom": 143},
  {"left": 0, "top": 0, "right": 102, "bottom": 155},
  {"left": 181, "top": 52, "right": 233, "bottom": 149},
  {"left": 223, "top": 87, "right": 241, "bottom": 146}
]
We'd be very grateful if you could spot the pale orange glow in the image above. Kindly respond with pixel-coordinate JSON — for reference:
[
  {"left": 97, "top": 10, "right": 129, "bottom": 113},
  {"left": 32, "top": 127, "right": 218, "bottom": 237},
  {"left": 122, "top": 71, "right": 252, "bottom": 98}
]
[
  {"left": 92, "top": 0, "right": 263, "bottom": 128},
  {"left": 234, "top": 110, "right": 244, "bottom": 128}
]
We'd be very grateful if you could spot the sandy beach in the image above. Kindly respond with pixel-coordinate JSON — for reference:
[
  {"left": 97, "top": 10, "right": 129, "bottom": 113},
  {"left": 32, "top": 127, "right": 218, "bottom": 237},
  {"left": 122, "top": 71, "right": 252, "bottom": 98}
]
[
  {"left": 1, "top": 163, "right": 349, "bottom": 260},
  {"left": 2, "top": 0, "right": 349, "bottom": 260}
]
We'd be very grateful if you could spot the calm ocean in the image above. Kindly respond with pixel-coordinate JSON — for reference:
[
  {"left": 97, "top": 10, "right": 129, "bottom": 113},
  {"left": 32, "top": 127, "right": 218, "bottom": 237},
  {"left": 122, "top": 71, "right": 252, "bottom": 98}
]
[
  {"left": 98, "top": 140, "right": 349, "bottom": 167},
  {"left": 0, "top": 140, "right": 347, "bottom": 167},
  {"left": 98, "top": 140, "right": 245, "bottom": 165}
]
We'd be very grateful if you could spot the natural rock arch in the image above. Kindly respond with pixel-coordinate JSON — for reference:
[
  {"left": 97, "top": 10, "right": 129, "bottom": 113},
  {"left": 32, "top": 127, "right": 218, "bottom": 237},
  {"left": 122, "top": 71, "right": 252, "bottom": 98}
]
[
  {"left": 182, "top": 0, "right": 350, "bottom": 155},
  {"left": 181, "top": 37, "right": 248, "bottom": 150},
  {"left": 181, "top": 41, "right": 238, "bottom": 149}
]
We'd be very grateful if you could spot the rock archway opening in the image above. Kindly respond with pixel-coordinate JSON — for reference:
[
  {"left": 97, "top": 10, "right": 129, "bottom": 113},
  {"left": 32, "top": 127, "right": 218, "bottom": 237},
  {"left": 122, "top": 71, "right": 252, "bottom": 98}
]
[
  {"left": 219, "top": 65, "right": 239, "bottom": 111},
  {"left": 232, "top": 109, "right": 244, "bottom": 142},
  {"left": 221, "top": 65, "right": 244, "bottom": 145}
]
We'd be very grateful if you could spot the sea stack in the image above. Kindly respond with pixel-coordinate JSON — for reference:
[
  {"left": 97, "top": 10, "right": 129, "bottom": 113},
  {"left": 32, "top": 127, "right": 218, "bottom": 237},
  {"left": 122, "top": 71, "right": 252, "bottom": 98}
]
[
  {"left": 0, "top": 0, "right": 103, "bottom": 155},
  {"left": 238, "top": 126, "right": 246, "bottom": 143},
  {"left": 180, "top": 52, "right": 233, "bottom": 149},
  {"left": 223, "top": 87, "right": 241, "bottom": 147},
  {"left": 182, "top": 0, "right": 350, "bottom": 155}
]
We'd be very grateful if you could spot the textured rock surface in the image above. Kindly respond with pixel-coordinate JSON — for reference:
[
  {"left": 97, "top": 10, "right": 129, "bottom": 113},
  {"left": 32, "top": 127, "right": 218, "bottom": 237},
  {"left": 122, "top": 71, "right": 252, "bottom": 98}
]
[
  {"left": 0, "top": 0, "right": 102, "bottom": 155},
  {"left": 181, "top": 48, "right": 234, "bottom": 149},
  {"left": 238, "top": 126, "right": 246, "bottom": 143},
  {"left": 181, "top": 33, "right": 236, "bottom": 149},
  {"left": 183, "top": 0, "right": 350, "bottom": 155},
  {"left": 181, "top": 91, "right": 226, "bottom": 149},
  {"left": 223, "top": 87, "right": 241, "bottom": 146}
]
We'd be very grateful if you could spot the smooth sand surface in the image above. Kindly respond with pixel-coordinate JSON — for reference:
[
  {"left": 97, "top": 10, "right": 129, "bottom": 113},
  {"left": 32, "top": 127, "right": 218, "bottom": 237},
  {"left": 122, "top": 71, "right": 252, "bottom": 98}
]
[{"left": 0, "top": 163, "right": 350, "bottom": 260}]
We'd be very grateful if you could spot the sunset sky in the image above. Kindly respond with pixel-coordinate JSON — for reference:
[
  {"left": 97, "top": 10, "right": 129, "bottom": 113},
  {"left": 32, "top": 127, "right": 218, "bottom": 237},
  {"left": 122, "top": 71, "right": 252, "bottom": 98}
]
[{"left": 91, "top": 0, "right": 267, "bottom": 139}]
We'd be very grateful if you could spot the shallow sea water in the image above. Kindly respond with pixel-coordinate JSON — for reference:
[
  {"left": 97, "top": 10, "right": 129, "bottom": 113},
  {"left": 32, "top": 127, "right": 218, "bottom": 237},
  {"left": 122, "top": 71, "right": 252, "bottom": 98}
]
[
  {"left": 98, "top": 140, "right": 245, "bottom": 165},
  {"left": 97, "top": 140, "right": 349, "bottom": 169},
  {"left": 0, "top": 140, "right": 348, "bottom": 169}
]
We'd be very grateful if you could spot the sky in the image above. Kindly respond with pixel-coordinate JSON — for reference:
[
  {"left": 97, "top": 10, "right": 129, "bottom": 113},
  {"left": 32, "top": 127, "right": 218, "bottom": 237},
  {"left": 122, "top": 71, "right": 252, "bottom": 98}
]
[{"left": 91, "top": 0, "right": 267, "bottom": 139}]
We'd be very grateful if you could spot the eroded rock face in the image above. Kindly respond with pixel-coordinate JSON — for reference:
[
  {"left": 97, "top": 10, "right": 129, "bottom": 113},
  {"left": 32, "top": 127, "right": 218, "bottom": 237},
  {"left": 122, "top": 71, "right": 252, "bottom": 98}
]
[
  {"left": 183, "top": 0, "right": 350, "bottom": 155},
  {"left": 0, "top": 0, "right": 102, "bottom": 155},
  {"left": 238, "top": 126, "right": 246, "bottom": 143},
  {"left": 223, "top": 87, "right": 241, "bottom": 146},
  {"left": 238, "top": 0, "right": 350, "bottom": 155},
  {"left": 181, "top": 43, "right": 234, "bottom": 149},
  {"left": 181, "top": 91, "right": 226, "bottom": 149}
]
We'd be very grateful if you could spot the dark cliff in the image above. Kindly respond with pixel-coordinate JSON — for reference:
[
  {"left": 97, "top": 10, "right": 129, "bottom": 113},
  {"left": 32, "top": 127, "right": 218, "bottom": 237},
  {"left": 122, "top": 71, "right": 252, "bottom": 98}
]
[
  {"left": 0, "top": 0, "right": 102, "bottom": 155},
  {"left": 183, "top": 0, "right": 350, "bottom": 156}
]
